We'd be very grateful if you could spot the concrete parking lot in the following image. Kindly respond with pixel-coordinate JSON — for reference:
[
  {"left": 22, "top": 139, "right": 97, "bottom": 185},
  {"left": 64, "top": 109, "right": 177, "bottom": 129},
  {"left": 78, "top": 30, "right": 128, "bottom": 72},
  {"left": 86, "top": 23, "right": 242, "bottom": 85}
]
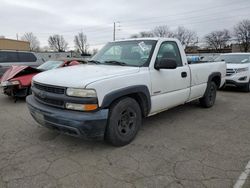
[{"left": 0, "top": 90, "right": 250, "bottom": 188}]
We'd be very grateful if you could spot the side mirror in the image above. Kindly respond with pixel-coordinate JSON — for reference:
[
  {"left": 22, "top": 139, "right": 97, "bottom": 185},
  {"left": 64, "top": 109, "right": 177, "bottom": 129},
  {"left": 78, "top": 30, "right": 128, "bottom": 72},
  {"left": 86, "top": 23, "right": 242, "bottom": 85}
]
[{"left": 155, "top": 58, "right": 177, "bottom": 70}]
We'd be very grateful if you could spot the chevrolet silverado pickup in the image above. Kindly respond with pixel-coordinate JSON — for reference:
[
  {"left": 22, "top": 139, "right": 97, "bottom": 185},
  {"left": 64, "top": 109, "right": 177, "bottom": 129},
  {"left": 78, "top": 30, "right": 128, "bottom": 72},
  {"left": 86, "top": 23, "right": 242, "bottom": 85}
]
[{"left": 26, "top": 38, "right": 226, "bottom": 146}]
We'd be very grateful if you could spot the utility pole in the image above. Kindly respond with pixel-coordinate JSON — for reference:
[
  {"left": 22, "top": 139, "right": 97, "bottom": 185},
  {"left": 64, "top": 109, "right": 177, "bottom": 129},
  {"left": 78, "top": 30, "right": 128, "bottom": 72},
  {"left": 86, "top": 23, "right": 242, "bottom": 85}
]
[
  {"left": 16, "top": 33, "right": 19, "bottom": 40},
  {"left": 113, "top": 21, "right": 121, "bottom": 41},
  {"left": 113, "top": 22, "right": 116, "bottom": 41}
]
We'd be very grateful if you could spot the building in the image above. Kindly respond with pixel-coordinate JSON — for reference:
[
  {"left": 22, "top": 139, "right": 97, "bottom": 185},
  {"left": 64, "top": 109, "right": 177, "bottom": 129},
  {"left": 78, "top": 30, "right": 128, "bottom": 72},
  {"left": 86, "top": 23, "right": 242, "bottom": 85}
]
[
  {"left": 0, "top": 38, "right": 30, "bottom": 51},
  {"left": 232, "top": 44, "right": 250, "bottom": 52},
  {"left": 34, "top": 51, "right": 91, "bottom": 62}
]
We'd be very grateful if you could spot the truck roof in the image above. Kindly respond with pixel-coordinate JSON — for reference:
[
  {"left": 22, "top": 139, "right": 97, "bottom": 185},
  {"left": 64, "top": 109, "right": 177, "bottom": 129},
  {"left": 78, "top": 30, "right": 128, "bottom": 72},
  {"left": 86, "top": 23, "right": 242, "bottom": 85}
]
[{"left": 112, "top": 37, "right": 179, "bottom": 42}]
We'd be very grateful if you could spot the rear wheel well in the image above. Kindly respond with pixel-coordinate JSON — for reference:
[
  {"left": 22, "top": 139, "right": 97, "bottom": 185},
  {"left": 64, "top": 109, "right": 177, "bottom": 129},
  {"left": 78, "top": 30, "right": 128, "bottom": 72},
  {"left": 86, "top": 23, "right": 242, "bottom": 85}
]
[{"left": 211, "top": 75, "right": 221, "bottom": 88}]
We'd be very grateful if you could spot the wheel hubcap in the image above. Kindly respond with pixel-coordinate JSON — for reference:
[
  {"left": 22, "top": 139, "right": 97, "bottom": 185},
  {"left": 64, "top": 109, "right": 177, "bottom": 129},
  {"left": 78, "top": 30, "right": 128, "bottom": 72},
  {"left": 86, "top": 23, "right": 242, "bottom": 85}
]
[{"left": 117, "top": 108, "right": 136, "bottom": 136}]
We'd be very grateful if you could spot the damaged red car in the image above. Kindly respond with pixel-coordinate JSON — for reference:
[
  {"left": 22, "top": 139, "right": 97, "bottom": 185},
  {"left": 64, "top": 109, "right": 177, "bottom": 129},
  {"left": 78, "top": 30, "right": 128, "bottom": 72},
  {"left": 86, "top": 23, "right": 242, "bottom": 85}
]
[{"left": 0, "top": 58, "right": 86, "bottom": 98}]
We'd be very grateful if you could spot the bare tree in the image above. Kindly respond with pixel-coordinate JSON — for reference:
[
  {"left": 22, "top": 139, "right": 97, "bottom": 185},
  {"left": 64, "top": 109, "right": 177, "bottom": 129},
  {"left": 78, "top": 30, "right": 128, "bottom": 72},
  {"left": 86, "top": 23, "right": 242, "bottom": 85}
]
[
  {"left": 234, "top": 19, "right": 250, "bottom": 52},
  {"left": 152, "top": 25, "right": 174, "bottom": 38},
  {"left": 131, "top": 31, "right": 154, "bottom": 38},
  {"left": 74, "top": 32, "right": 89, "bottom": 55},
  {"left": 21, "top": 32, "right": 40, "bottom": 51},
  {"left": 174, "top": 26, "right": 198, "bottom": 48},
  {"left": 48, "top": 34, "right": 68, "bottom": 52},
  {"left": 204, "top": 29, "right": 231, "bottom": 51}
]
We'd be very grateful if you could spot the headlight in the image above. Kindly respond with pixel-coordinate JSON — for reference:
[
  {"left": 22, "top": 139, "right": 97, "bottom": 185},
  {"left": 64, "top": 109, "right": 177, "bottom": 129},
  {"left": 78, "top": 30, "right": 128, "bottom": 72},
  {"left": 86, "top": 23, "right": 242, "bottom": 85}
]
[
  {"left": 65, "top": 103, "right": 98, "bottom": 111},
  {"left": 66, "top": 88, "right": 97, "bottom": 98},
  {"left": 236, "top": 67, "right": 249, "bottom": 73},
  {"left": 0, "top": 80, "right": 20, "bottom": 87},
  {"left": 10, "top": 80, "right": 20, "bottom": 85}
]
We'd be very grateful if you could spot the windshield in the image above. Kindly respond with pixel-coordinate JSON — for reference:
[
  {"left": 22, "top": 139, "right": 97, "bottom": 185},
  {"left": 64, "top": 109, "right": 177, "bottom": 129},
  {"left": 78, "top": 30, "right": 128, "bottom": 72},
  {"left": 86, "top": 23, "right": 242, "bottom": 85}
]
[
  {"left": 91, "top": 40, "right": 157, "bottom": 67},
  {"left": 215, "top": 54, "right": 250, "bottom": 64},
  {"left": 37, "top": 61, "right": 64, "bottom": 70}
]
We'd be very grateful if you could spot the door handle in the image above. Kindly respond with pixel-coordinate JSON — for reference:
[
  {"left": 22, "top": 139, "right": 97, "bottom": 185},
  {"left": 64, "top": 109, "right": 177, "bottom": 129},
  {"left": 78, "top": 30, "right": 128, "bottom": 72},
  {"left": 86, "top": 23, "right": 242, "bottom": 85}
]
[{"left": 181, "top": 72, "right": 187, "bottom": 78}]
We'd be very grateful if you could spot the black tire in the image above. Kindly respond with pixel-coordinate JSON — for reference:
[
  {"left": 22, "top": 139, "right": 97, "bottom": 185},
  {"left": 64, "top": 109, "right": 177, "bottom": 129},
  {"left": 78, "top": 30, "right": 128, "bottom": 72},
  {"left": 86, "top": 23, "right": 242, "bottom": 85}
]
[
  {"left": 243, "top": 80, "right": 250, "bottom": 92},
  {"left": 105, "top": 97, "right": 142, "bottom": 147},
  {"left": 199, "top": 82, "right": 217, "bottom": 108}
]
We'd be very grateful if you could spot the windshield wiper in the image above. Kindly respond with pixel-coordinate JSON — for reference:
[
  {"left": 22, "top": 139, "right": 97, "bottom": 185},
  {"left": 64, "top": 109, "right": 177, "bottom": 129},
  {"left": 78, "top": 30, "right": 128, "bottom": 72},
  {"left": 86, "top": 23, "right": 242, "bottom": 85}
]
[
  {"left": 104, "top": 61, "right": 127, "bottom": 66},
  {"left": 88, "top": 60, "right": 102, "bottom": 64}
]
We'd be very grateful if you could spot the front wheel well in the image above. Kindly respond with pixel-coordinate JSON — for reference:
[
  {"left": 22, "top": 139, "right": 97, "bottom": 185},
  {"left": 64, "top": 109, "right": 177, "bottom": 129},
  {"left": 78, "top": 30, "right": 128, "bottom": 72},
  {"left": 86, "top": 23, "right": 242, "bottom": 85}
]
[
  {"left": 127, "top": 93, "right": 150, "bottom": 117},
  {"left": 101, "top": 86, "right": 151, "bottom": 117},
  {"left": 105, "top": 93, "right": 150, "bottom": 118}
]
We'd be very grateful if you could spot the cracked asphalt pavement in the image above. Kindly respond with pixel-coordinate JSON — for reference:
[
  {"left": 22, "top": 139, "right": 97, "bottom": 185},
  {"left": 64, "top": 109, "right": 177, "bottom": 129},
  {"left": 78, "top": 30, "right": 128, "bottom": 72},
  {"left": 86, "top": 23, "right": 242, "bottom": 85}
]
[{"left": 0, "top": 90, "right": 250, "bottom": 188}]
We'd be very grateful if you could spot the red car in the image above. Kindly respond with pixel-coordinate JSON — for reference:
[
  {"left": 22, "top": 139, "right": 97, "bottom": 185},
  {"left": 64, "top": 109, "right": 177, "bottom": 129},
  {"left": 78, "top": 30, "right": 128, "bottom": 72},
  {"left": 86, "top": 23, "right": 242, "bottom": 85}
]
[{"left": 0, "top": 58, "right": 86, "bottom": 98}]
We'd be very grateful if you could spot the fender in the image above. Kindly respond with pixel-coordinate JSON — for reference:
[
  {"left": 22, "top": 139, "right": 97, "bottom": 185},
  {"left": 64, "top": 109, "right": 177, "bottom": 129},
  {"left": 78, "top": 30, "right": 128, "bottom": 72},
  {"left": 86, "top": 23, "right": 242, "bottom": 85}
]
[
  {"left": 208, "top": 72, "right": 221, "bottom": 87},
  {"left": 101, "top": 85, "right": 151, "bottom": 116}
]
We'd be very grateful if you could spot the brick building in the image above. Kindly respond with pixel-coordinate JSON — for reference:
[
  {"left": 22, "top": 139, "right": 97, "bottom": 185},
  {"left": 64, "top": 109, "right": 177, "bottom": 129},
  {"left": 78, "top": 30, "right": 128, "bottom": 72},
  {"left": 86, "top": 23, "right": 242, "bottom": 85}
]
[{"left": 0, "top": 38, "right": 30, "bottom": 51}]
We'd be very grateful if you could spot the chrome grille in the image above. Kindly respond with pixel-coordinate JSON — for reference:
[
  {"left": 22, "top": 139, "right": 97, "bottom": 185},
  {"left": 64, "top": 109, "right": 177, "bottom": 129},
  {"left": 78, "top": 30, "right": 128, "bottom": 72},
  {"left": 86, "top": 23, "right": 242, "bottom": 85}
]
[
  {"left": 226, "top": 69, "right": 236, "bottom": 76},
  {"left": 33, "top": 82, "right": 65, "bottom": 108},
  {"left": 33, "top": 82, "right": 65, "bottom": 94},
  {"left": 34, "top": 93, "right": 64, "bottom": 107}
]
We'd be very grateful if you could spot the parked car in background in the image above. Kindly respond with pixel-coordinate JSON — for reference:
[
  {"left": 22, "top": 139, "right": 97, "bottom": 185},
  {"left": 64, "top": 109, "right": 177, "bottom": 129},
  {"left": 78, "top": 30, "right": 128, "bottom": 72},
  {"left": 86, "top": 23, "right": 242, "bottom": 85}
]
[
  {"left": 26, "top": 38, "right": 226, "bottom": 146},
  {"left": 187, "top": 55, "right": 201, "bottom": 64},
  {"left": 187, "top": 55, "right": 218, "bottom": 64},
  {"left": 215, "top": 53, "right": 250, "bottom": 91},
  {"left": 0, "top": 58, "right": 87, "bottom": 98},
  {"left": 0, "top": 50, "right": 44, "bottom": 78}
]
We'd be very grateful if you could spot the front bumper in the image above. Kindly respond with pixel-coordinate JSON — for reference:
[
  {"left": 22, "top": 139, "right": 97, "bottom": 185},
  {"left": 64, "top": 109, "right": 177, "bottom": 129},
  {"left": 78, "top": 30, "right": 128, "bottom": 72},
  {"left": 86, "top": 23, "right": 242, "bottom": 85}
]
[
  {"left": 225, "top": 80, "right": 248, "bottom": 88},
  {"left": 26, "top": 95, "right": 109, "bottom": 140},
  {"left": 225, "top": 72, "right": 249, "bottom": 88},
  {"left": 2, "top": 86, "right": 29, "bottom": 97}
]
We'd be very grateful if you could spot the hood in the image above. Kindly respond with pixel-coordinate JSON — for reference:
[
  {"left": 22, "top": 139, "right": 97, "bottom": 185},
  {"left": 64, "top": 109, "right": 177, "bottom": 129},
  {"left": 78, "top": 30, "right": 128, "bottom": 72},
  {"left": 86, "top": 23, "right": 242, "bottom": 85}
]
[
  {"left": 1, "top": 65, "right": 41, "bottom": 82},
  {"left": 226, "top": 63, "right": 250, "bottom": 69},
  {"left": 33, "top": 64, "right": 140, "bottom": 88}
]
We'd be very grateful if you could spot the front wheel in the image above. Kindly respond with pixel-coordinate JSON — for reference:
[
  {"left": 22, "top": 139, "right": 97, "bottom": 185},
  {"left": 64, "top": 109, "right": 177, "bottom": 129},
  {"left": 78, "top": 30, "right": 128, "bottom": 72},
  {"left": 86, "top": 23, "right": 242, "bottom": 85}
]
[
  {"left": 199, "top": 82, "right": 217, "bottom": 108},
  {"left": 105, "top": 97, "right": 142, "bottom": 147}
]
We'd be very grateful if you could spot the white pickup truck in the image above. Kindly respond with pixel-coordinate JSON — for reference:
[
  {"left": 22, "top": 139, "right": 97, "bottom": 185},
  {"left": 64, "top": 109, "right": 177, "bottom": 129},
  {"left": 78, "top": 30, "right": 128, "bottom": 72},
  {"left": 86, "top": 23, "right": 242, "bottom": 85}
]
[{"left": 26, "top": 38, "right": 226, "bottom": 146}]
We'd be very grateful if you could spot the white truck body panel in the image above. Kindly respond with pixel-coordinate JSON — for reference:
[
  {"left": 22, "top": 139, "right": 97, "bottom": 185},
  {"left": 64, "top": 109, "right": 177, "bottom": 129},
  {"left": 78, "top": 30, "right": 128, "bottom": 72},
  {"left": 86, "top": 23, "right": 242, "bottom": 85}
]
[
  {"left": 34, "top": 64, "right": 139, "bottom": 88},
  {"left": 32, "top": 38, "right": 226, "bottom": 116},
  {"left": 86, "top": 67, "right": 152, "bottom": 109}
]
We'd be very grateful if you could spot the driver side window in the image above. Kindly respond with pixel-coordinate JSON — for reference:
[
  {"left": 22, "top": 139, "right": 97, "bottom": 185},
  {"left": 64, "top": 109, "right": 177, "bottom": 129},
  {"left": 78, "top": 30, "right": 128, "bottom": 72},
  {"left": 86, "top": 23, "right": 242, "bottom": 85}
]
[{"left": 157, "top": 41, "right": 183, "bottom": 67}]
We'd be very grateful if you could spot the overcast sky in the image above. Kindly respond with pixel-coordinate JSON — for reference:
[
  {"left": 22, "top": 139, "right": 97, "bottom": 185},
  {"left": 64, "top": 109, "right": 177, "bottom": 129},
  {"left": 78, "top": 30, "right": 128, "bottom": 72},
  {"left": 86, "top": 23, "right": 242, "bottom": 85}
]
[{"left": 0, "top": 0, "right": 249, "bottom": 50}]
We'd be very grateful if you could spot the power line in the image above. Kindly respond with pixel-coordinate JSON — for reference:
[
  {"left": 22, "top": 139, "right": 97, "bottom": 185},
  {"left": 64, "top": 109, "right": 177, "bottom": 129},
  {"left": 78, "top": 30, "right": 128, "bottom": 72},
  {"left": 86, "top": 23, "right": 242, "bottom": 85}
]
[
  {"left": 120, "top": 5, "right": 250, "bottom": 29},
  {"left": 12, "top": 2, "right": 250, "bottom": 42},
  {"left": 118, "top": 0, "right": 249, "bottom": 23}
]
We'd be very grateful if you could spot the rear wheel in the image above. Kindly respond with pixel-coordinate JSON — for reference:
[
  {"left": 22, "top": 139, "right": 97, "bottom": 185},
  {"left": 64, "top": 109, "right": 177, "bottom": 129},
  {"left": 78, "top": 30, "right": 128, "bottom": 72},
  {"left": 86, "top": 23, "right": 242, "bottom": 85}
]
[
  {"left": 105, "top": 97, "right": 142, "bottom": 147},
  {"left": 200, "top": 82, "right": 217, "bottom": 108}
]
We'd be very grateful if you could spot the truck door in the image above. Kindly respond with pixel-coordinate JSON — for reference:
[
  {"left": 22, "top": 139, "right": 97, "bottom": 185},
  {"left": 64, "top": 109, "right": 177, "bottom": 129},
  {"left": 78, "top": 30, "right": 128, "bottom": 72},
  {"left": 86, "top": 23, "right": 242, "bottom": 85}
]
[{"left": 149, "top": 41, "right": 190, "bottom": 114}]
